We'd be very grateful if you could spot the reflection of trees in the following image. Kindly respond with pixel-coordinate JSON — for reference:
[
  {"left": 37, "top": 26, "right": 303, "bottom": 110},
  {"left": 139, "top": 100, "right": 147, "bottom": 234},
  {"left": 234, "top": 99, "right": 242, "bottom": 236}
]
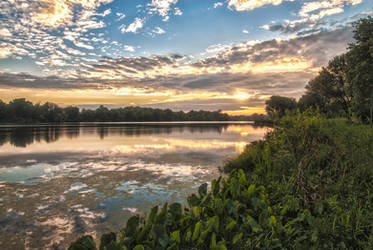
[
  {"left": 95, "top": 124, "right": 229, "bottom": 137},
  {"left": 0, "top": 132, "right": 8, "bottom": 146},
  {"left": 0, "top": 126, "right": 77, "bottom": 147},
  {"left": 0, "top": 123, "right": 258, "bottom": 147},
  {"left": 97, "top": 126, "right": 109, "bottom": 139},
  {"left": 65, "top": 126, "right": 80, "bottom": 139},
  {"left": 9, "top": 128, "right": 35, "bottom": 147}
]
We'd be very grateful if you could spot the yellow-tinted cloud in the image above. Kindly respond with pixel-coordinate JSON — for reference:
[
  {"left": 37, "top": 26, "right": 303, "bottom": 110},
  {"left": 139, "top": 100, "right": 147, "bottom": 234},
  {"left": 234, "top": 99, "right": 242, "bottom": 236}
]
[
  {"left": 33, "top": 0, "right": 113, "bottom": 27},
  {"left": 0, "top": 86, "right": 257, "bottom": 107},
  {"left": 0, "top": 47, "right": 12, "bottom": 59},
  {"left": 81, "top": 55, "right": 313, "bottom": 81},
  {"left": 228, "top": 0, "right": 287, "bottom": 11},
  {"left": 224, "top": 107, "right": 266, "bottom": 116},
  {"left": 35, "top": 0, "right": 71, "bottom": 27}
]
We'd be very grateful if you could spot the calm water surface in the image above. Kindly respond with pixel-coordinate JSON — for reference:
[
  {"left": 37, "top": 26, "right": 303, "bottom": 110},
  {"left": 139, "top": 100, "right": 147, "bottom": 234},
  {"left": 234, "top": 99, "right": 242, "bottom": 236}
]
[{"left": 0, "top": 122, "right": 269, "bottom": 249}]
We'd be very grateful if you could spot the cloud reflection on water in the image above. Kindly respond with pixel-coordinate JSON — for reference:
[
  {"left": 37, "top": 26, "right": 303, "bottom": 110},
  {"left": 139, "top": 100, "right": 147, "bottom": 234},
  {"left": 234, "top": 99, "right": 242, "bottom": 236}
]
[{"left": 0, "top": 122, "right": 269, "bottom": 249}]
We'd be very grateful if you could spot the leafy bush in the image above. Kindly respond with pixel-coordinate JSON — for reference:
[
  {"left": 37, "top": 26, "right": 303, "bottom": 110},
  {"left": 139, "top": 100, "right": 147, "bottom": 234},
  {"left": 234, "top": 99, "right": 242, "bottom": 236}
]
[{"left": 70, "top": 112, "right": 373, "bottom": 249}]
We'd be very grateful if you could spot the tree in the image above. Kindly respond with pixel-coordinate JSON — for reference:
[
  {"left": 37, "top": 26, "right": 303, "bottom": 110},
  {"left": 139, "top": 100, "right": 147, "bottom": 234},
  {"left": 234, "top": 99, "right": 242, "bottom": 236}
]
[
  {"left": 64, "top": 106, "right": 80, "bottom": 122},
  {"left": 7, "top": 98, "right": 34, "bottom": 122},
  {"left": 265, "top": 96, "right": 297, "bottom": 118},
  {"left": 300, "top": 55, "right": 352, "bottom": 117},
  {"left": 0, "top": 100, "right": 6, "bottom": 122},
  {"left": 345, "top": 16, "right": 373, "bottom": 122},
  {"left": 39, "top": 102, "right": 65, "bottom": 122},
  {"left": 95, "top": 105, "right": 110, "bottom": 121}
]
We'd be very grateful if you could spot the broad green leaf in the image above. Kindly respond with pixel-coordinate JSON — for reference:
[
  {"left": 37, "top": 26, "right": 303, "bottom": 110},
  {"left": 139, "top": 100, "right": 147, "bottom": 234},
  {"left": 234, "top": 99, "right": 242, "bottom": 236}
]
[
  {"left": 133, "top": 245, "right": 145, "bottom": 250},
  {"left": 198, "top": 183, "right": 208, "bottom": 197},
  {"left": 225, "top": 219, "right": 237, "bottom": 231},
  {"left": 192, "top": 221, "right": 201, "bottom": 241},
  {"left": 206, "top": 216, "right": 219, "bottom": 232},
  {"left": 166, "top": 242, "right": 177, "bottom": 250},
  {"left": 155, "top": 203, "right": 168, "bottom": 224},
  {"left": 187, "top": 194, "right": 200, "bottom": 207},
  {"left": 215, "top": 241, "right": 228, "bottom": 250},
  {"left": 185, "top": 229, "right": 192, "bottom": 241},
  {"left": 211, "top": 232, "right": 217, "bottom": 248},
  {"left": 247, "top": 184, "right": 255, "bottom": 197},
  {"left": 147, "top": 206, "right": 158, "bottom": 224},
  {"left": 169, "top": 203, "right": 182, "bottom": 220},
  {"left": 171, "top": 230, "right": 180, "bottom": 243},
  {"left": 99, "top": 232, "right": 116, "bottom": 250},
  {"left": 193, "top": 206, "right": 200, "bottom": 217},
  {"left": 151, "top": 224, "right": 169, "bottom": 248},
  {"left": 269, "top": 216, "right": 277, "bottom": 227},
  {"left": 232, "top": 232, "right": 243, "bottom": 244},
  {"left": 125, "top": 216, "right": 139, "bottom": 237},
  {"left": 238, "top": 169, "right": 247, "bottom": 185},
  {"left": 247, "top": 215, "right": 261, "bottom": 233},
  {"left": 68, "top": 235, "right": 96, "bottom": 250}
]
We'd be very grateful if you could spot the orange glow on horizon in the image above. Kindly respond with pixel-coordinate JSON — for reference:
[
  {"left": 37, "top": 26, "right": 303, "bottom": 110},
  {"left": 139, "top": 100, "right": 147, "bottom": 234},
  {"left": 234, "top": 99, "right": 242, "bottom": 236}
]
[{"left": 224, "top": 107, "right": 266, "bottom": 116}]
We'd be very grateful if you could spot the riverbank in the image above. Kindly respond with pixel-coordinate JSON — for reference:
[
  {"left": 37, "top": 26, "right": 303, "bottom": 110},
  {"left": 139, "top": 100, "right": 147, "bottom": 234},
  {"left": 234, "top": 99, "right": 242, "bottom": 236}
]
[{"left": 70, "top": 112, "right": 373, "bottom": 249}]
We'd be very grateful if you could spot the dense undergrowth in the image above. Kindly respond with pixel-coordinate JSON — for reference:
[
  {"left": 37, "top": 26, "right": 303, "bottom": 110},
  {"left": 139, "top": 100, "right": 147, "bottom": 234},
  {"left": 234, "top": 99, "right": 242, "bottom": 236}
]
[{"left": 69, "top": 111, "right": 373, "bottom": 249}]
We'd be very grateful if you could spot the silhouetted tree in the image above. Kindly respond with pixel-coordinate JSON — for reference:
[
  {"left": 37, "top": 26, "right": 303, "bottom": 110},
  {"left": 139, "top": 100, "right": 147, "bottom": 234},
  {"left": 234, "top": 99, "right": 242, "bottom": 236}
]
[{"left": 265, "top": 96, "right": 297, "bottom": 118}]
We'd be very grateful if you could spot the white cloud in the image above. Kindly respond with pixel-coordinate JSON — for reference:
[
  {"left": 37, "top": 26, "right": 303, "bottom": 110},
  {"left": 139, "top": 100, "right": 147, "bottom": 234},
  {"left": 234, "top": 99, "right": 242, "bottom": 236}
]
[
  {"left": 299, "top": 0, "right": 362, "bottom": 20},
  {"left": 174, "top": 7, "right": 183, "bottom": 16},
  {"left": 242, "top": 29, "right": 249, "bottom": 33},
  {"left": 116, "top": 12, "right": 126, "bottom": 21},
  {"left": 148, "top": 0, "right": 179, "bottom": 21},
  {"left": 214, "top": 2, "right": 223, "bottom": 8},
  {"left": 228, "top": 0, "right": 289, "bottom": 11},
  {"left": 0, "top": 28, "right": 12, "bottom": 38},
  {"left": 153, "top": 27, "right": 166, "bottom": 34},
  {"left": 124, "top": 45, "right": 135, "bottom": 52},
  {"left": 119, "top": 18, "right": 145, "bottom": 33},
  {"left": 262, "top": 0, "right": 363, "bottom": 34},
  {"left": 102, "top": 8, "right": 111, "bottom": 16},
  {"left": 74, "top": 41, "right": 94, "bottom": 50}
]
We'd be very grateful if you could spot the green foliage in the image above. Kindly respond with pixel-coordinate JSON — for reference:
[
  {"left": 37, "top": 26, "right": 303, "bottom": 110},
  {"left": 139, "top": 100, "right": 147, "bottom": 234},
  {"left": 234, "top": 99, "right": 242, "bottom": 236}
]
[
  {"left": 301, "top": 55, "right": 351, "bottom": 117},
  {"left": 68, "top": 235, "right": 97, "bottom": 250},
  {"left": 265, "top": 95, "right": 297, "bottom": 118},
  {"left": 300, "top": 16, "right": 373, "bottom": 123}
]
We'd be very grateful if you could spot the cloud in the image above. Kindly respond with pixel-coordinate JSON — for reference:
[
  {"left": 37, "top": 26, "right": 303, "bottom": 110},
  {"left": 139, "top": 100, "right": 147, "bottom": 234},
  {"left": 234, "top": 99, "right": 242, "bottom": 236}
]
[
  {"left": 102, "top": 8, "right": 111, "bottom": 16},
  {"left": 263, "top": 0, "right": 363, "bottom": 34},
  {"left": 0, "top": 28, "right": 12, "bottom": 38},
  {"left": 147, "top": 0, "right": 181, "bottom": 21},
  {"left": 1, "top": 27, "right": 352, "bottom": 92},
  {"left": 153, "top": 27, "right": 166, "bottom": 34},
  {"left": 242, "top": 29, "right": 249, "bottom": 33},
  {"left": 124, "top": 45, "right": 135, "bottom": 52},
  {"left": 227, "top": 0, "right": 291, "bottom": 11},
  {"left": 214, "top": 2, "right": 223, "bottom": 8},
  {"left": 174, "top": 7, "right": 183, "bottom": 16},
  {"left": 0, "top": 0, "right": 123, "bottom": 75},
  {"left": 0, "top": 72, "right": 96, "bottom": 89},
  {"left": 116, "top": 12, "right": 126, "bottom": 21},
  {"left": 30, "top": 0, "right": 113, "bottom": 28},
  {"left": 119, "top": 18, "right": 145, "bottom": 33}
]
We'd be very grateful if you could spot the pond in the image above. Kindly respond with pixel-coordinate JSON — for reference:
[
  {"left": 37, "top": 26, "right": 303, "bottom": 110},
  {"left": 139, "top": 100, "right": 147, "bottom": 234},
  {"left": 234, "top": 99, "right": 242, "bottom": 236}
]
[{"left": 0, "top": 122, "right": 269, "bottom": 249}]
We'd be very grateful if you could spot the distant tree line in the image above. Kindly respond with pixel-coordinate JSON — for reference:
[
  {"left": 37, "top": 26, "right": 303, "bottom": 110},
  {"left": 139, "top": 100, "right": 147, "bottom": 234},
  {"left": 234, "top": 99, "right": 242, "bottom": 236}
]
[
  {"left": 0, "top": 98, "right": 235, "bottom": 123},
  {"left": 265, "top": 16, "right": 373, "bottom": 124},
  {"left": 0, "top": 124, "right": 233, "bottom": 148}
]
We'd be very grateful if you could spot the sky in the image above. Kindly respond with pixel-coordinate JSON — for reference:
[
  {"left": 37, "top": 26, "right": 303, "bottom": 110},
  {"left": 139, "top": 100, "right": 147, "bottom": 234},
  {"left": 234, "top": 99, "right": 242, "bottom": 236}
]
[{"left": 0, "top": 0, "right": 372, "bottom": 115}]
